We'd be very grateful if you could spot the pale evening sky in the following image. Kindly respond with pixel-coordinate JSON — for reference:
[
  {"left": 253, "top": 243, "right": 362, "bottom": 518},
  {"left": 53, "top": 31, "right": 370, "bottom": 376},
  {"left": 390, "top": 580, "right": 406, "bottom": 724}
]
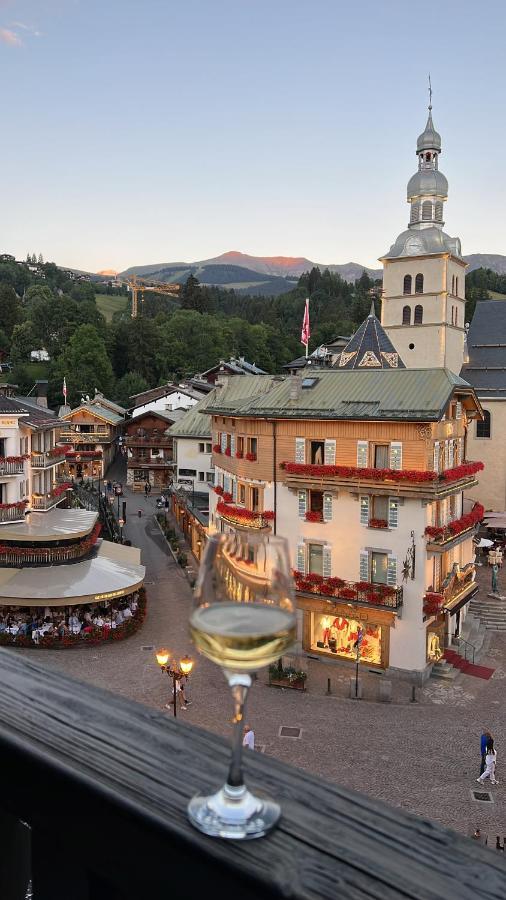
[{"left": 1, "top": 0, "right": 505, "bottom": 273}]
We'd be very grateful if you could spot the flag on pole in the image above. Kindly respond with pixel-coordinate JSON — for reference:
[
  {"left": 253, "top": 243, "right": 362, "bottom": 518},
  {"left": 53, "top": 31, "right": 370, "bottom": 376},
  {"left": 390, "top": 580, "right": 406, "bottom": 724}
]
[
  {"left": 300, "top": 298, "right": 310, "bottom": 356},
  {"left": 63, "top": 377, "right": 67, "bottom": 402}
]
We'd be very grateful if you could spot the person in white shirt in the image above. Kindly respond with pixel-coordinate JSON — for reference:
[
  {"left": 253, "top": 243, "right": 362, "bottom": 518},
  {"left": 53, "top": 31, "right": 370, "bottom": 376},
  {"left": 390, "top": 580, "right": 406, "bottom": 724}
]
[
  {"left": 242, "top": 725, "right": 255, "bottom": 750},
  {"left": 477, "top": 739, "right": 498, "bottom": 785},
  {"left": 115, "top": 609, "right": 124, "bottom": 626},
  {"left": 122, "top": 606, "right": 132, "bottom": 620}
]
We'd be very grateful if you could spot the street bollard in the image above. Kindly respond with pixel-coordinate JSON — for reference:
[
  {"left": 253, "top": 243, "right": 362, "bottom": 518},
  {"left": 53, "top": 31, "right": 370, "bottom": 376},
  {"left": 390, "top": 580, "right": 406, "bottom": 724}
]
[
  {"left": 326, "top": 677, "right": 331, "bottom": 695},
  {"left": 411, "top": 685, "right": 417, "bottom": 703}
]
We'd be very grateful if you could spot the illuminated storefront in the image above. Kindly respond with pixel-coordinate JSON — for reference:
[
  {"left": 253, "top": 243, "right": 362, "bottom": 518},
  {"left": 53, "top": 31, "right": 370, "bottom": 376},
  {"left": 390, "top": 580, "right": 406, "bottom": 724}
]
[
  {"left": 311, "top": 612, "right": 382, "bottom": 665},
  {"left": 298, "top": 595, "right": 395, "bottom": 669}
]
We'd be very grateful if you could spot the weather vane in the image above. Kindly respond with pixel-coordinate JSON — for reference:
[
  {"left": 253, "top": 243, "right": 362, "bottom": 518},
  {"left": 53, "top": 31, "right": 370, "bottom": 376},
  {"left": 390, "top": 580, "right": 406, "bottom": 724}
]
[{"left": 428, "top": 73, "right": 432, "bottom": 109}]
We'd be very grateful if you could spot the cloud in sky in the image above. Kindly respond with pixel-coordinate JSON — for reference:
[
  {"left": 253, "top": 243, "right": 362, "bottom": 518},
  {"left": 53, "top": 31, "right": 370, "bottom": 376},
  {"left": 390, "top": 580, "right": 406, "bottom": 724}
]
[{"left": 0, "top": 26, "right": 22, "bottom": 46}]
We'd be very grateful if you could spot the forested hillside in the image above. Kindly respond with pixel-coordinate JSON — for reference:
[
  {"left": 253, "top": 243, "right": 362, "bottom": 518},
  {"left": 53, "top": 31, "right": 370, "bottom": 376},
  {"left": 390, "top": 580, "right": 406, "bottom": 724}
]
[{"left": 0, "top": 256, "right": 497, "bottom": 410}]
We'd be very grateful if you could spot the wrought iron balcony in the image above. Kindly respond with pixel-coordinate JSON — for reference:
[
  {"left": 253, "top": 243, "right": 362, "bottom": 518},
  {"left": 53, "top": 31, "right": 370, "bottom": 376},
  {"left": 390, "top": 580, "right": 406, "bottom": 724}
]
[
  {"left": 0, "top": 650, "right": 501, "bottom": 900},
  {"left": 294, "top": 574, "right": 403, "bottom": 611}
]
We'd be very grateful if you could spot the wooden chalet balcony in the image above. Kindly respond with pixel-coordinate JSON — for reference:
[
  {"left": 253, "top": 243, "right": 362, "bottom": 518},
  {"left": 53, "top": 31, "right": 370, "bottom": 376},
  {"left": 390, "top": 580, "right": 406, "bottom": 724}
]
[
  {"left": 128, "top": 455, "right": 174, "bottom": 468},
  {"left": 30, "top": 450, "right": 66, "bottom": 469},
  {"left": 0, "top": 459, "right": 24, "bottom": 476},
  {"left": 125, "top": 433, "right": 172, "bottom": 447},
  {"left": 281, "top": 461, "right": 483, "bottom": 500},
  {"left": 0, "top": 650, "right": 503, "bottom": 900},
  {"left": 425, "top": 503, "right": 484, "bottom": 552},
  {"left": 58, "top": 429, "right": 112, "bottom": 443}
]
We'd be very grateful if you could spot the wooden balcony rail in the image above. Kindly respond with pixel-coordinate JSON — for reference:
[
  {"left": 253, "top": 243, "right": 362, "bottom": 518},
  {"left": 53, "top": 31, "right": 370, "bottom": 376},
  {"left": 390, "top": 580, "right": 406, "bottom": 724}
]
[
  {"left": 0, "top": 459, "right": 25, "bottom": 475},
  {"left": 58, "top": 430, "right": 111, "bottom": 443},
  {"left": 294, "top": 573, "right": 403, "bottom": 611},
  {"left": 425, "top": 503, "right": 484, "bottom": 545},
  {"left": 0, "top": 650, "right": 503, "bottom": 900},
  {"left": 30, "top": 450, "right": 66, "bottom": 468},
  {"left": 125, "top": 434, "right": 173, "bottom": 447},
  {"left": 31, "top": 485, "right": 71, "bottom": 511},
  {"left": 0, "top": 503, "right": 27, "bottom": 524},
  {"left": 128, "top": 455, "right": 174, "bottom": 467}
]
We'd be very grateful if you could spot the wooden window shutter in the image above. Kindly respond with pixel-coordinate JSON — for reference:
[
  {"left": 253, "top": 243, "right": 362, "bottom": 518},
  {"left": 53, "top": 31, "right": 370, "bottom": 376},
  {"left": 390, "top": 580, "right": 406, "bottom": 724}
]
[
  {"left": 323, "top": 493, "right": 333, "bottom": 522},
  {"left": 297, "top": 543, "right": 306, "bottom": 574},
  {"left": 323, "top": 545, "right": 332, "bottom": 578},
  {"left": 230, "top": 434, "right": 236, "bottom": 456},
  {"left": 220, "top": 432, "right": 227, "bottom": 453},
  {"left": 388, "top": 497, "right": 399, "bottom": 528},
  {"left": 295, "top": 438, "right": 305, "bottom": 463},
  {"left": 298, "top": 490, "right": 307, "bottom": 519},
  {"left": 433, "top": 441, "right": 440, "bottom": 473},
  {"left": 359, "top": 495, "right": 370, "bottom": 525},
  {"left": 387, "top": 556, "right": 398, "bottom": 586},
  {"left": 232, "top": 479, "right": 237, "bottom": 502},
  {"left": 455, "top": 401, "right": 462, "bottom": 420},
  {"left": 389, "top": 442, "right": 402, "bottom": 470},
  {"left": 448, "top": 441, "right": 454, "bottom": 468},
  {"left": 357, "top": 441, "right": 368, "bottom": 467},
  {"left": 359, "top": 551, "right": 369, "bottom": 582},
  {"left": 324, "top": 439, "right": 336, "bottom": 465}
]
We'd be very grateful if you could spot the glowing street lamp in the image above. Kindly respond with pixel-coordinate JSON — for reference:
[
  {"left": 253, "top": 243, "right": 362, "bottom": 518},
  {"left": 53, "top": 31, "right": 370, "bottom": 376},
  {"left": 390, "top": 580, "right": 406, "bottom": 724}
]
[
  {"left": 156, "top": 647, "right": 170, "bottom": 668},
  {"left": 155, "top": 649, "right": 194, "bottom": 717},
  {"left": 180, "top": 655, "right": 194, "bottom": 676}
]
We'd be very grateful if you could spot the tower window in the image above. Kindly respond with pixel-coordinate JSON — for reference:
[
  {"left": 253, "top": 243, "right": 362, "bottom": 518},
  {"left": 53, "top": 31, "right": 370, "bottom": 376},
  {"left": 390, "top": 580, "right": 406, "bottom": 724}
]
[
  {"left": 476, "top": 410, "right": 491, "bottom": 439},
  {"left": 422, "top": 201, "right": 433, "bottom": 221},
  {"left": 410, "top": 203, "right": 420, "bottom": 224},
  {"left": 455, "top": 277, "right": 459, "bottom": 297},
  {"left": 403, "top": 275, "right": 412, "bottom": 295},
  {"left": 414, "top": 305, "right": 423, "bottom": 325},
  {"left": 425, "top": 153, "right": 431, "bottom": 163},
  {"left": 451, "top": 275, "right": 455, "bottom": 294},
  {"left": 415, "top": 274, "right": 424, "bottom": 294},
  {"left": 402, "top": 305, "right": 411, "bottom": 325},
  {"left": 435, "top": 202, "right": 443, "bottom": 222}
]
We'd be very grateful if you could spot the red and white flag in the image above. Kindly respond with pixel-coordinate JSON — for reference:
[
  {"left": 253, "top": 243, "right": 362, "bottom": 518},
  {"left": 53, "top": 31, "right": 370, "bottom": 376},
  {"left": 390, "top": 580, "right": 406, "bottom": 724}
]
[
  {"left": 63, "top": 377, "right": 67, "bottom": 402},
  {"left": 300, "top": 298, "right": 310, "bottom": 350}
]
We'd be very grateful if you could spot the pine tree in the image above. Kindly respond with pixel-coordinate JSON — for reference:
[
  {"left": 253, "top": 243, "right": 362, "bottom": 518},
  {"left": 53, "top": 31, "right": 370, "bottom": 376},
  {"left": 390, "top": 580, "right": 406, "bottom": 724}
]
[{"left": 38, "top": 253, "right": 44, "bottom": 265}]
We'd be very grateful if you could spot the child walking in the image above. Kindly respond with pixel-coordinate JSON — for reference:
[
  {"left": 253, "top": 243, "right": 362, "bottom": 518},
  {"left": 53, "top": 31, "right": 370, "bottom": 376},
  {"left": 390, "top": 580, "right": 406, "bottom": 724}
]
[{"left": 477, "top": 738, "right": 498, "bottom": 786}]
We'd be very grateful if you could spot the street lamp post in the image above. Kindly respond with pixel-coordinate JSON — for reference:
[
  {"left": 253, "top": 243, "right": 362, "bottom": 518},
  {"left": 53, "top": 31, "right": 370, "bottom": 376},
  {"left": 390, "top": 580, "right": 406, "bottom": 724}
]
[{"left": 155, "top": 649, "right": 194, "bottom": 718}]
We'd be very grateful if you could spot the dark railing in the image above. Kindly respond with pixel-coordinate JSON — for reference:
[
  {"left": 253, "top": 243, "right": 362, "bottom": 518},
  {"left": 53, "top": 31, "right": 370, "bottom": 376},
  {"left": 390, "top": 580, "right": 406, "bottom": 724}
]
[
  {"left": 128, "top": 455, "right": 174, "bottom": 467},
  {"left": 125, "top": 434, "right": 172, "bottom": 447},
  {"left": 295, "top": 575, "right": 403, "bottom": 610},
  {"left": 0, "top": 649, "right": 504, "bottom": 900}
]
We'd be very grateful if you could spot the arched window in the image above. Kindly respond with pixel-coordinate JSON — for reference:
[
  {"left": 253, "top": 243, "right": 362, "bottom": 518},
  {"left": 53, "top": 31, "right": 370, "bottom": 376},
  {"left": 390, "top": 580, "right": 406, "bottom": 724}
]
[
  {"left": 425, "top": 152, "right": 431, "bottom": 163},
  {"left": 415, "top": 273, "right": 424, "bottom": 294},
  {"left": 422, "top": 201, "right": 432, "bottom": 221},
  {"left": 455, "top": 277, "right": 459, "bottom": 297},
  {"left": 435, "top": 201, "right": 443, "bottom": 222},
  {"left": 476, "top": 409, "right": 491, "bottom": 439},
  {"left": 402, "top": 305, "right": 411, "bottom": 325},
  {"left": 410, "top": 203, "right": 420, "bottom": 224},
  {"left": 414, "top": 304, "right": 423, "bottom": 324},
  {"left": 403, "top": 274, "right": 412, "bottom": 295}
]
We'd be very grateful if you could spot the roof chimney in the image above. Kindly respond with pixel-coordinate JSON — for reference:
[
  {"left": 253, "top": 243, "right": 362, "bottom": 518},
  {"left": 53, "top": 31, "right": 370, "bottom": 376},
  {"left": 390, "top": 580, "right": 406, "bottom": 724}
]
[
  {"left": 35, "top": 380, "right": 48, "bottom": 408},
  {"left": 289, "top": 374, "right": 302, "bottom": 402}
]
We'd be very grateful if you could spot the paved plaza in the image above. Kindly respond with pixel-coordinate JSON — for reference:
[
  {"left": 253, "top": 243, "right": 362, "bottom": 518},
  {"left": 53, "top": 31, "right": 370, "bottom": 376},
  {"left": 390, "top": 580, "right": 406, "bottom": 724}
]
[{"left": 24, "top": 465, "right": 506, "bottom": 840}]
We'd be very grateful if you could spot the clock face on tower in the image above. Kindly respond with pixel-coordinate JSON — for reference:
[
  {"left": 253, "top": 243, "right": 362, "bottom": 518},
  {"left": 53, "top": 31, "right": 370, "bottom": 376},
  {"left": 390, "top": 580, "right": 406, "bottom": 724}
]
[{"left": 403, "top": 235, "right": 424, "bottom": 255}]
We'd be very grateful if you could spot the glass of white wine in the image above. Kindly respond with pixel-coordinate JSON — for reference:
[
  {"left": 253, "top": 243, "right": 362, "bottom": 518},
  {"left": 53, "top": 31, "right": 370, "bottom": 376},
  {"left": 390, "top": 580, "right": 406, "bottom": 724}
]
[{"left": 188, "top": 531, "right": 296, "bottom": 839}]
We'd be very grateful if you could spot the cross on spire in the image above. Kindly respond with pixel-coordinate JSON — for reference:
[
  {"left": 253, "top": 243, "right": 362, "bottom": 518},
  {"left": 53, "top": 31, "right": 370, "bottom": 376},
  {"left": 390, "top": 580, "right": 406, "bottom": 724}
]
[{"left": 428, "top": 73, "right": 432, "bottom": 110}]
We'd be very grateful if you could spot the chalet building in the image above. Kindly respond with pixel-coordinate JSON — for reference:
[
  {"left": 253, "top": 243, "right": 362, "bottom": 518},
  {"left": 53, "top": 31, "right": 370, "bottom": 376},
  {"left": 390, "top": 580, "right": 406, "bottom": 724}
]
[
  {"left": 167, "top": 397, "right": 214, "bottom": 496},
  {"left": 129, "top": 383, "right": 206, "bottom": 417},
  {"left": 462, "top": 301, "right": 506, "bottom": 511},
  {"left": 206, "top": 358, "right": 483, "bottom": 682},
  {"left": 58, "top": 393, "right": 125, "bottom": 479},
  {"left": 199, "top": 357, "right": 266, "bottom": 385},
  {"left": 124, "top": 410, "right": 176, "bottom": 491},
  {"left": 0, "top": 385, "right": 67, "bottom": 523}
]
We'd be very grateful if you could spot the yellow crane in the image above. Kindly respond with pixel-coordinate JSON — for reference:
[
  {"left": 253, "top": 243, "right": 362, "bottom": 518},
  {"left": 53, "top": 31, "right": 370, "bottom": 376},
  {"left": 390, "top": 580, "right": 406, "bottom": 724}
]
[{"left": 126, "top": 274, "right": 181, "bottom": 318}]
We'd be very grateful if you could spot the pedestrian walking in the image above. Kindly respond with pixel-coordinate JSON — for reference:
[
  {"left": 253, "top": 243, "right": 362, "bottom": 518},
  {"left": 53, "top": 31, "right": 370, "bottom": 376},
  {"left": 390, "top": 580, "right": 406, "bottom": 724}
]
[
  {"left": 480, "top": 730, "right": 492, "bottom": 776},
  {"left": 144, "top": 481, "right": 150, "bottom": 498},
  {"left": 242, "top": 724, "right": 255, "bottom": 750},
  {"left": 477, "top": 738, "right": 498, "bottom": 785},
  {"left": 165, "top": 677, "right": 190, "bottom": 711}
]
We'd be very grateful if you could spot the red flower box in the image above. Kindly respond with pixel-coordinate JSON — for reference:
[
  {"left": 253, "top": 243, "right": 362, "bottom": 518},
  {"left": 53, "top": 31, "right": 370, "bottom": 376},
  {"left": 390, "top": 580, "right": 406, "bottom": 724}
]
[
  {"left": 245, "top": 452, "right": 257, "bottom": 462},
  {"left": 425, "top": 503, "right": 484, "bottom": 542},
  {"left": 263, "top": 510, "right": 275, "bottom": 521},
  {"left": 224, "top": 448, "right": 231, "bottom": 457},
  {"left": 305, "top": 573, "right": 324, "bottom": 584},
  {"left": 212, "top": 444, "right": 222, "bottom": 454},
  {"left": 327, "top": 577, "right": 345, "bottom": 589},
  {"left": 235, "top": 451, "right": 244, "bottom": 459},
  {"left": 368, "top": 518, "right": 388, "bottom": 529},
  {"left": 305, "top": 510, "right": 323, "bottom": 523},
  {"left": 214, "top": 485, "right": 224, "bottom": 496},
  {"left": 222, "top": 491, "right": 233, "bottom": 503}
]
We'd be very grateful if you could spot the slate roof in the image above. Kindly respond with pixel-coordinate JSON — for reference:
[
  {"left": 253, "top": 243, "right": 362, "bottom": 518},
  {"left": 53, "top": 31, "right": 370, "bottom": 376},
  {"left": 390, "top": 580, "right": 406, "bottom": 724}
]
[
  {"left": 209, "top": 369, "right": 478, "bottom": 422},
  {"left": 461, "top": 301, "right": 506, "bottom": 398},
  {"left": 337, "top": 306, "right": 406, "bottom": 370},
  {"left": 0, "top": 395, "right": 59, "bottom": 430},
  {"left": 200, "top": 358, "right": 267, "bottom": 377}
]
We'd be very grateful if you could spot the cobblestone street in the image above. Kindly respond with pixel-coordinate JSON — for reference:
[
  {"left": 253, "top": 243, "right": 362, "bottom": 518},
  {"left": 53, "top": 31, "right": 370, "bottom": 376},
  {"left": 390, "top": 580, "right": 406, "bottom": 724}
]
[{"left": 23, "top": 465, "right": 506, "bottom": 841}]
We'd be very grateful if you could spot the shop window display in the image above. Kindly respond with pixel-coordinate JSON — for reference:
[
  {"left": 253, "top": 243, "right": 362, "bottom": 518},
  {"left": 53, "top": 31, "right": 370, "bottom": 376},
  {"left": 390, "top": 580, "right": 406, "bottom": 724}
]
[{"left": 312, "top": 613, "right": 382, "bottom": 664}]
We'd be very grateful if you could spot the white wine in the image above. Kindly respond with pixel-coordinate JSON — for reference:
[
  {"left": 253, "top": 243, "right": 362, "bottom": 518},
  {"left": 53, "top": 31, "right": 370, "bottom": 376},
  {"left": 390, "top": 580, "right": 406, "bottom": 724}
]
[{"left": 190, "top": 602, "right": 296, "bottom": 671}]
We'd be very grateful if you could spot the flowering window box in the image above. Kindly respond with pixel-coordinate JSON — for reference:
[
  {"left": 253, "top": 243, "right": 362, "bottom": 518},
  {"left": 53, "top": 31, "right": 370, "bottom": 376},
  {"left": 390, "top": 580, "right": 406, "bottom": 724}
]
[
  {"left": 222, "top": 491, "right": 233, "bottom": 503},
  {"left": 235, "top": 451, "right": 244, "bottom": 459},
  {"left": 245, "top": 452, "right": 257, "bottom": 462},
  {"left": 305, "top": 510, "right": 323, "bottom": 523},
  {"left": 224, "top": 448, "right": 231, "bottom": 457},
  {"left": 212, "top": 445, "right": 222, "bottom": 454},
  {"left": 368, "top": 518, "right": 388, "bottom": 529},
  {"left": 425, "top": 503, "right": 484, "bottom": 543},
  {"left": 281, "top": 459, "right": 484, "bottom": 486},
  {"left": 214, "top": 485, "right": 224, "bottom": 496}
]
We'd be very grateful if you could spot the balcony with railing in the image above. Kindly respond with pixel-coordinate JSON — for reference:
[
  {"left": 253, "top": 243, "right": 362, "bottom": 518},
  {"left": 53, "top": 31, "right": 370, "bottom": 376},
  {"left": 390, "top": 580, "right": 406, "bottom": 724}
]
[
  {"left": 215, "top": 497, "right": 275, "bottom": 531},
  {"left": 425, "top": 503, "right": 484, "bottom": 551},
  {"left": 281, "top": 461, "right": 484, "bottom": 499},
  {"left": 31, "top": 484, "right": 72, "bottom": 511},
  {"left": 0, "top": 457, "right": 25, "bottom": 476},
  {"left": 128, "top": 454, "right": 174, "bottom": 468},
  {"left": 30, "top": 448, "right": 66, "bottom": 468},
  {"left": 0, "top": 501, "right": 27, "bottom": 525},
  {"left": 294, "top": 572, "right": 403, "bottom": 612},
  {"left": 125, "top": 432, "right": 173, "bottom": 447},
  {"left": 424, "top": 563, "right": 478, "bottom": 618},
  {"left": 58, "top": 428, "right": 112, "bottom": 443},
  {"left": 0, "top": 649, "right": 500, "bottom": 900}
]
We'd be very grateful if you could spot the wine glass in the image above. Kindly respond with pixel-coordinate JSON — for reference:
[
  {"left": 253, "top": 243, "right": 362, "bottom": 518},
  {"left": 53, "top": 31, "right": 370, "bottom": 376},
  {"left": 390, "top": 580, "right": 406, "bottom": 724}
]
[{"left": 187, "top": 531, "right": 296, "bottom": 839}]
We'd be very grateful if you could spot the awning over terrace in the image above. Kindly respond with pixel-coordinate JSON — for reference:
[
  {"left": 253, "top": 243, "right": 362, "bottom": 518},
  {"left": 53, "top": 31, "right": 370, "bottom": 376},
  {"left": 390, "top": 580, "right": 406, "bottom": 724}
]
[
  {"left": 0, "top": 542, "right": 144, "bottom": 607},
  {"left": 0, "top": 509, "right": 98, "bottom": 543}
]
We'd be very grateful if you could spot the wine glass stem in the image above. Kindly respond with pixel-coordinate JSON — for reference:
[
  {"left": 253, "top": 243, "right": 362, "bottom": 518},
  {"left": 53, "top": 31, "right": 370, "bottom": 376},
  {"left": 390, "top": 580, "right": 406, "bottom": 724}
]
[{"left": 226, "top": 674, "right": 252, "bottom": 789}]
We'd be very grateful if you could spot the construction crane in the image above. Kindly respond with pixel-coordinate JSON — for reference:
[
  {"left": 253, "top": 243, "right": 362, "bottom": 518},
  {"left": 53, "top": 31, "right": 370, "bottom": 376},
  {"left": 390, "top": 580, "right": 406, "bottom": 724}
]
[{"left": 126, "top": 274, "right": 181, "bottom": 318}]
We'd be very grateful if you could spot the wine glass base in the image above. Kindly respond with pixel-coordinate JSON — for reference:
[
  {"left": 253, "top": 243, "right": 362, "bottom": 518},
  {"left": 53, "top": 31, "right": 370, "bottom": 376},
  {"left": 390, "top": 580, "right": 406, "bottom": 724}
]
[{"left": 188, "top": 783, "right": 281, "bottom": 840}]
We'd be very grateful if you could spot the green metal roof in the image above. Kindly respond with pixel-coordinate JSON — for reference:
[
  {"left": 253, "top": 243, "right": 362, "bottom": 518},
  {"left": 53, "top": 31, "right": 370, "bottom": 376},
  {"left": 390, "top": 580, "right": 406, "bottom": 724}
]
[
  {"left": 62, "top": 403, "right": 124, "bottom": 425},
  {"left": 170, "top": 376, "right": 281, "bottom": 438},
  {"left": 209, "top": 369, "right": 476, "bottom": 422}
]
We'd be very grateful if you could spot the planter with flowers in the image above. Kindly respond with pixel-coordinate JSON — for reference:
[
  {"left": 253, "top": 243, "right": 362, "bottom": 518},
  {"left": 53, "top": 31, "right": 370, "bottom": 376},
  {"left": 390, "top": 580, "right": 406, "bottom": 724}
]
[
  {"left": 305, "top": 510, "right": 323, "bottom": 523},
  {"left": 268, "top": 663, "right": 307, "bottom": 691},
  {"left": 245, "top": 452, "right": 257, "bottom": 462},
  {"left": 212, "top": 444, "right": 222, "bottom": 454},
  {"left": 368, "top": 518, "right": 388, "bottom": 529}
]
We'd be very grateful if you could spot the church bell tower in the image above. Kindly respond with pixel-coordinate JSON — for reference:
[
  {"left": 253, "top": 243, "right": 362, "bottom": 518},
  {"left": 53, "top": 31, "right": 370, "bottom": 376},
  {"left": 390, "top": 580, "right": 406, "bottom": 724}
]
[{"left": 380, "top": 94, "right": 466, "bottom": 375}]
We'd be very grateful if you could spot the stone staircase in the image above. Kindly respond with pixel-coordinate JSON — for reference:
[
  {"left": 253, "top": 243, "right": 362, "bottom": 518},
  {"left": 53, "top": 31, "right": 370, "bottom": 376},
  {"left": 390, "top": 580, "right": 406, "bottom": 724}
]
[
  {"left": 468, "top": 593, "right": 506, "bottom": 631},
  {"left": 431, "top": 613, "right": 487, "bottom": 680}
]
